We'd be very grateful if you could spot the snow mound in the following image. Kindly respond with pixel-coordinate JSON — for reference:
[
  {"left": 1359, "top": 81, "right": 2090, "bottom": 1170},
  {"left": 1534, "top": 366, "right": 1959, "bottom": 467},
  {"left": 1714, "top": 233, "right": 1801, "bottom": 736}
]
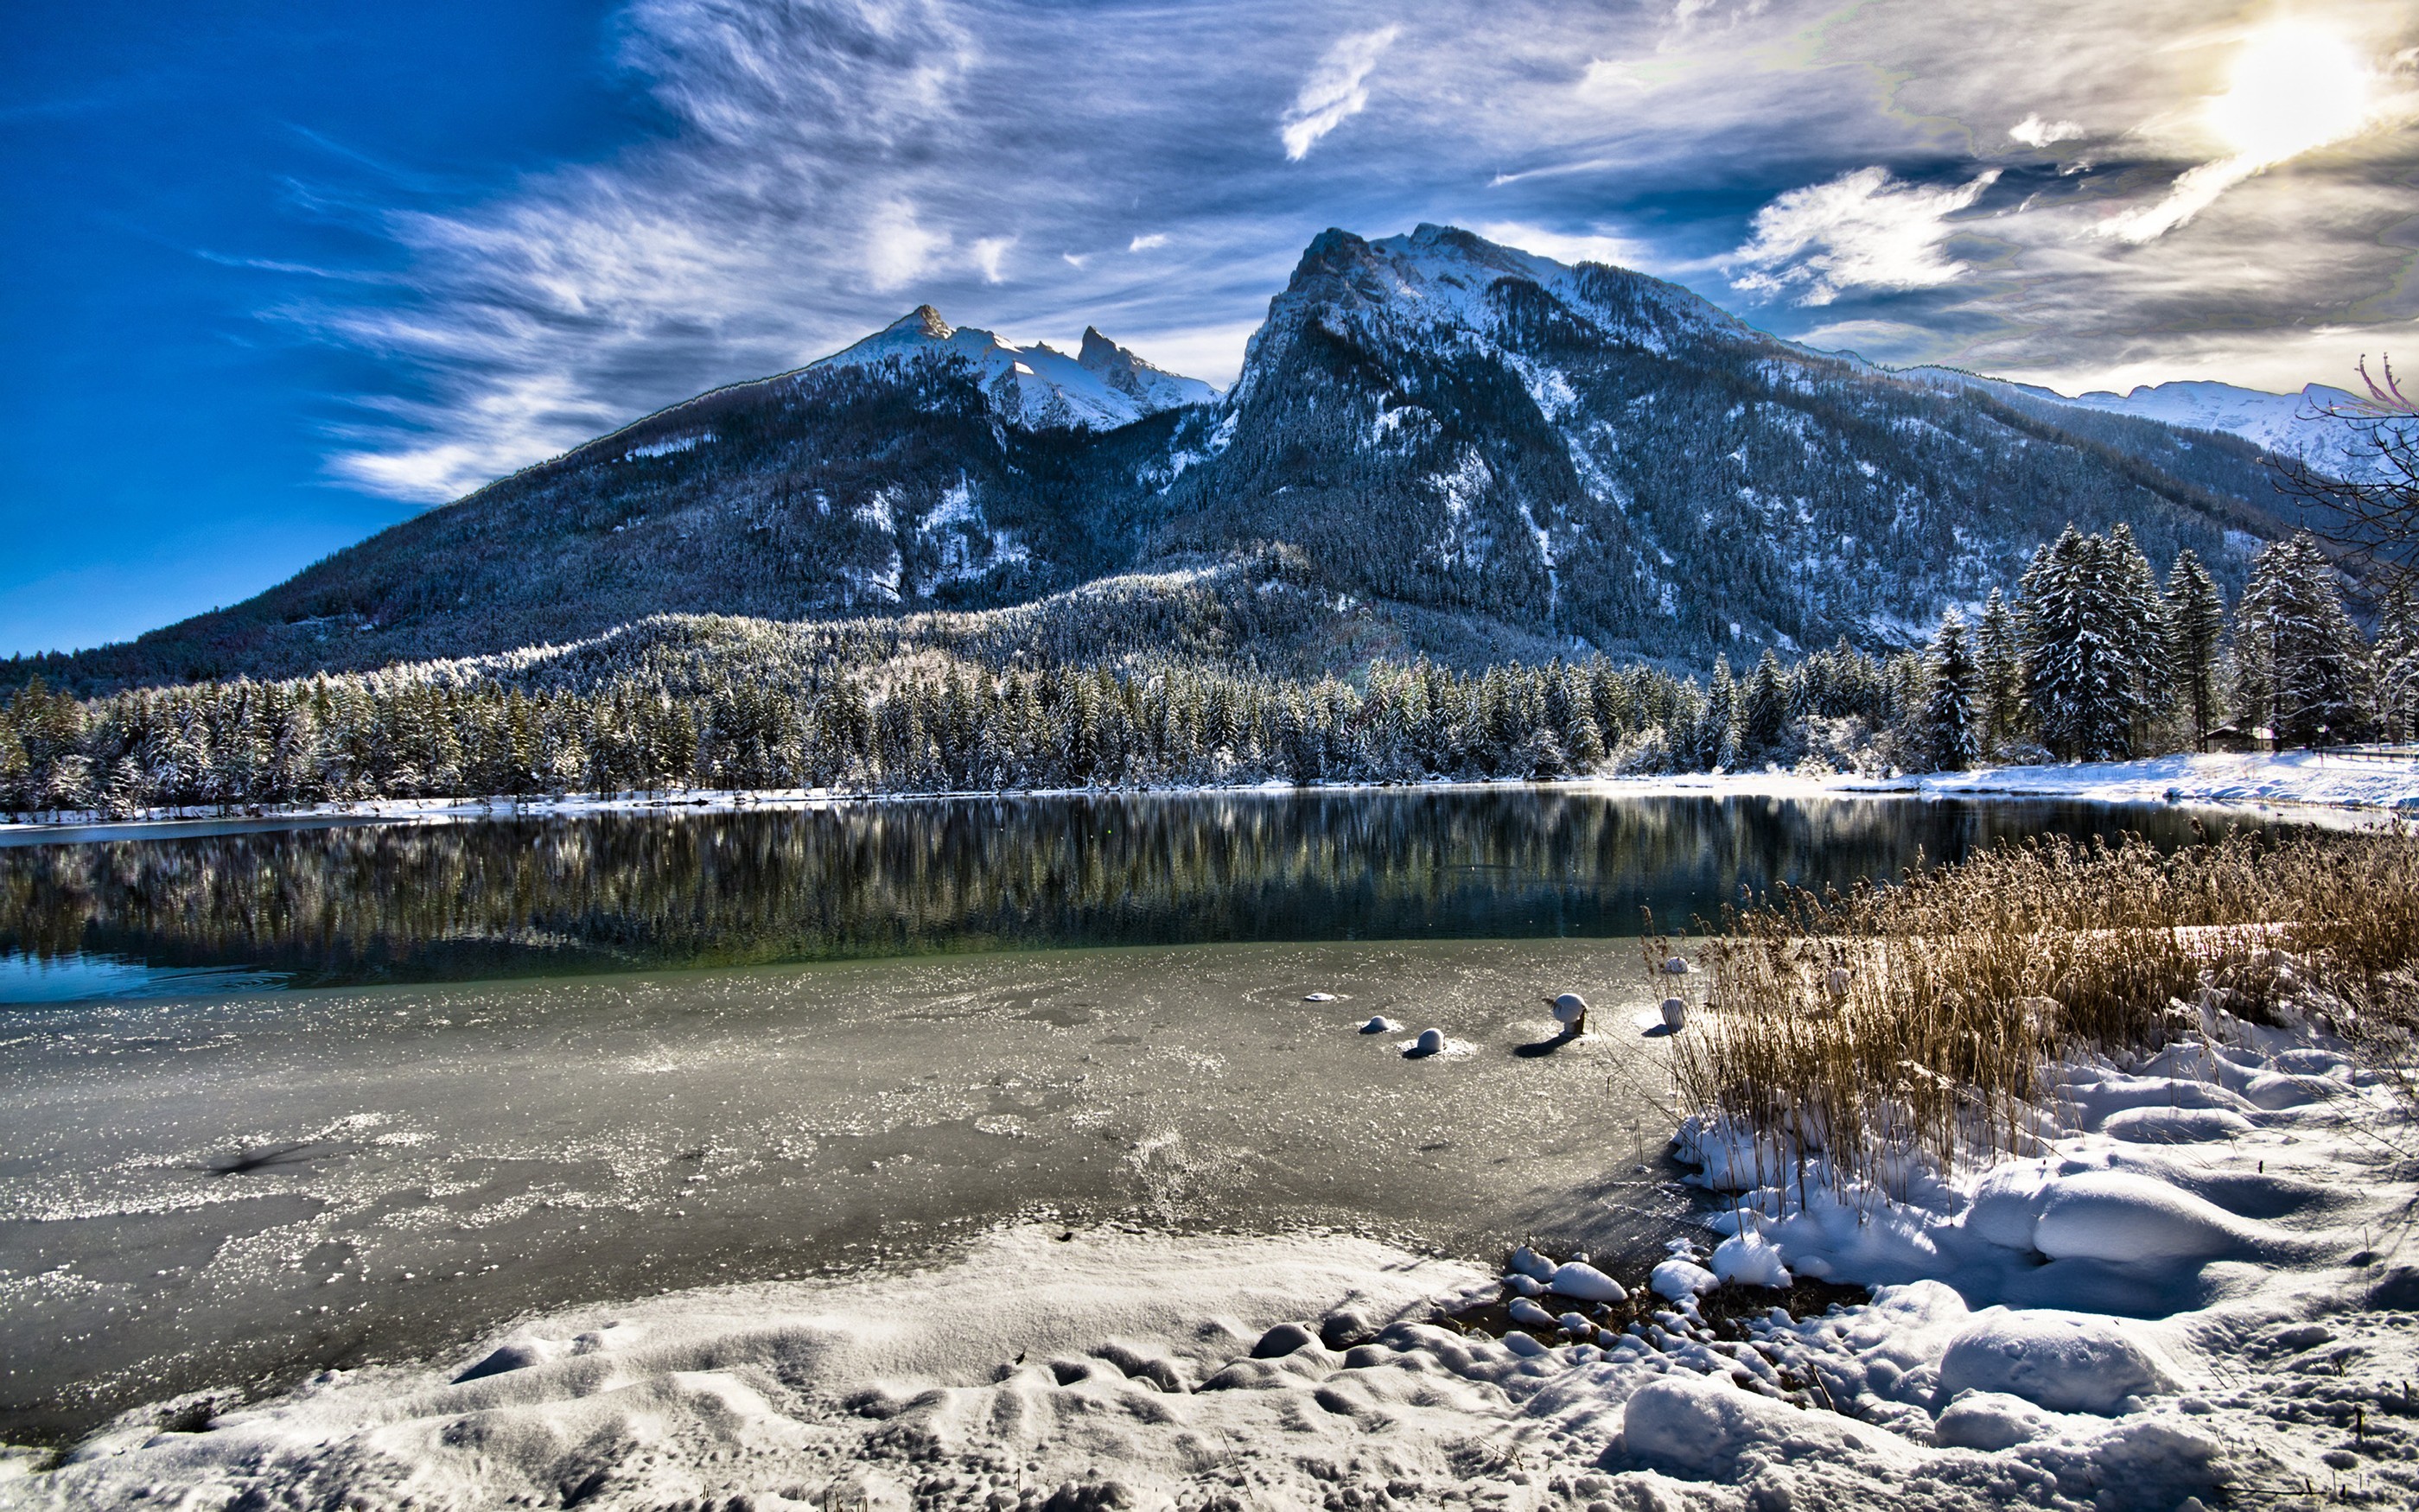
[
  {"left": 1621, "top": 1375, "right": 1914, "bottom": 1477},
  {"left": 1650, "top": 1258, "right": 1718, "bottom": 1299},
  {"left": 2101, "top": 1105, "right": 2256, "bottom": 1143},
  {"left": 1937, "top": 1310, "right": 2180, "bottom": 1414},
  {"left": 1710, "top": 1230, "right": 1792, "bottom": 1288},
  {"left": 1932, "top": 1390, "right": 2059, "bottom": 1450},
  {"left": 1547, "top": 1260, "right": 1626, "bottom": 1302},
  {"left": 2032, "top": 1171, "right": 2257, "bottom": 1262}
]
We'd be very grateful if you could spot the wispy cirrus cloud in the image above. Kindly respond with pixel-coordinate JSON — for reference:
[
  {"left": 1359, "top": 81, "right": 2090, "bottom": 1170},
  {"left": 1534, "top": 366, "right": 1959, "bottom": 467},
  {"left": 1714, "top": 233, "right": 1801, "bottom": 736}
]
[
  {"left": 2098, "top": 23, "right": 2387, "bottom": 244},
  {"left": 1278, "top": 25, "right": 1399, "bottom": 161},
  {"left": 1729, "top": 167, "right": 2002, "bottom": 306},
  {"left": 279, "top": 0, "right": 2419, "bottom": 505}
]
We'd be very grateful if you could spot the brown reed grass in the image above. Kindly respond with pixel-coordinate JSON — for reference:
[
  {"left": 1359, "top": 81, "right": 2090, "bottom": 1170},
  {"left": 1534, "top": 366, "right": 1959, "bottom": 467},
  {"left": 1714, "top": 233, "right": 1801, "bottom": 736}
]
[{"left": 1668, "top": 826, "right": 2419, "bottom": 1197}]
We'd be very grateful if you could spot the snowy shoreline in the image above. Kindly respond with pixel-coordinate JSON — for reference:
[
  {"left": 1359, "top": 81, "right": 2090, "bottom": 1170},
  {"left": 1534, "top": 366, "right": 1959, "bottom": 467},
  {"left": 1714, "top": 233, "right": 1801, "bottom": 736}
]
[
  {"left": 10, "top": 991, "right": 2413, "bottom": 1510},
  {"left": 5, "top": 751, "right": 2413, "bottom": 845}
]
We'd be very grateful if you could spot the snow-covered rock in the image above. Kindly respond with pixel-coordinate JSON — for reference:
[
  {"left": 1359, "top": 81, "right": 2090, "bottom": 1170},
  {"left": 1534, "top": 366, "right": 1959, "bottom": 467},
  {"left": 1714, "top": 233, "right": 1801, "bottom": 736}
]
[
  {"left": 1650, "top": 1258, "right": 1718, "bottom": 1299},
  {"left": 1547, "top": 1261, "right": 1626, "bottom": 1302},
  {"left": 1507, "top": 1297, "right": 1557, "bottom": 1329},
  {"left": 1710, "top": 1230, "right": 1792, "bottom": 1288},
  {"left": 1936, "top": 1310, "right": 2180, "bottom": 1414},
  {"left": 1621, "top": 1375, "right": 1914, "bottom": 1477}
]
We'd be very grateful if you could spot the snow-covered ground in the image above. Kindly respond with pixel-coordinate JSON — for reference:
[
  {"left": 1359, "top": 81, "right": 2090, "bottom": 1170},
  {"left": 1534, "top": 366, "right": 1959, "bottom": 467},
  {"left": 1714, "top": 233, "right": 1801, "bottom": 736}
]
[
  {"left": 10, "top": 953, "right": 2414, "bottom": 1510},
  {"left": 9, "top": 752, "right": 2416, "bottom": 847},
  {"left": 1600, "top": 750, "right": 2419, "bottom": 820},
  {"left": 1894, "top": 750, "right": 2419, "bottom": 814}
]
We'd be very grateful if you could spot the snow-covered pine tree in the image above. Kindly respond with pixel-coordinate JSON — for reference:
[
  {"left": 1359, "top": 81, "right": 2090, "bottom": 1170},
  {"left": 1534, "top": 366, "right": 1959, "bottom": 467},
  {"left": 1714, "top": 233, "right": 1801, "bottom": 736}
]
[
  {"left": 1921, "top": 611, "right": 1982, "bottom": 772},
  {"left": 1735, "top": 651, "right": 1790, "bottom": 766},
  {"left": 2104, "top": 524, "right": 2171, "bottom": 748},
  {"left": 2231, "top": 532, "right": 2373, "bottom": 746},
  {"left": 1976, "top": 588, "right": 2023, "bottom": 754},
  {"left": 2378, "top": 581, "right": 2419, "bottom": 742},
  {"left": 2021, "top": 527, "right": 2133, "bottom": 760},
  {"left": 2162, "top": 550, "right": 2227, "bottom": 750},
  {"left": 1701, "top": 655, "right": 1737, "bottom": 771}
]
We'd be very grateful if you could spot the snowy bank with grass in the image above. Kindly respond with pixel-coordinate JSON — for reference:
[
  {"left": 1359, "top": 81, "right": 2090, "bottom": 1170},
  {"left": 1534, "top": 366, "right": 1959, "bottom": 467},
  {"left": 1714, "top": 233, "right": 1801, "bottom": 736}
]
[
  {"left": 8, "top": 831, "right": 2419, "bottom": 1510},
  {"left": 11, "top": 981, "right": 2416, "bottom": 1509},
  {"left": 1901, "top": 749, "right": 2419, "bottom": 814}
]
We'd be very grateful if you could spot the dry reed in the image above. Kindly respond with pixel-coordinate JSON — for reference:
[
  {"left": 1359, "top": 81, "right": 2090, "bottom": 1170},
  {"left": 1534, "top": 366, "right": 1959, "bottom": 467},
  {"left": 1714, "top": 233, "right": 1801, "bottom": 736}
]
[{"left": 1669, "top": 826, "right": 2419, "bottom": 1198}]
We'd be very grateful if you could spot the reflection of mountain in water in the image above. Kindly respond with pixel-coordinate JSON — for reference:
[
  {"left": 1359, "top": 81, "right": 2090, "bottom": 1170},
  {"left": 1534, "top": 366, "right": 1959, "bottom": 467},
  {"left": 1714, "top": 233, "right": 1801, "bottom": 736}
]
[{"left": 0, "top": 791, "right": 2250, "bottom": 993}]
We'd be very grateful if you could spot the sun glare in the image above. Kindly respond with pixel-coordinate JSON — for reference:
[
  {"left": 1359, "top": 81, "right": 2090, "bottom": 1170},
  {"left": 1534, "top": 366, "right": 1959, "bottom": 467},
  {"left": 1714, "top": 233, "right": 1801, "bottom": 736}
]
[{"left": 2206, "top": 24, "right": 2371, "bottom": 164}]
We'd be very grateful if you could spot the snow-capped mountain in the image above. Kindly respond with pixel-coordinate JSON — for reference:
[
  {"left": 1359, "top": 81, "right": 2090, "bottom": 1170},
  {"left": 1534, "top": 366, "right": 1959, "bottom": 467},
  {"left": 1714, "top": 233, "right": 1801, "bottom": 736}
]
[
  {"left": 1900, "top": 368, "right": 2371, "bottom": 476},
  {"left": 1152, "top": 224, "right": 2295, "bottom": 658},
  {"left": 46, "top": 226, "right": 2314, "bottom": 689},
  {"left": 810, "top": 306, "right": 1215, "bottom": 431}
]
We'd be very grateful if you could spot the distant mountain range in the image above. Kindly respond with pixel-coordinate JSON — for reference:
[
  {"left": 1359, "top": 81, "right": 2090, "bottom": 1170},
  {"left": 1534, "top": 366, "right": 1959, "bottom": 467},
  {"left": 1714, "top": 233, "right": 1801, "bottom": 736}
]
[
  {"left": 1896, "top": 367, "right": 2367, "bottom": 476},
  {"left": 29, "top": 225, "right": 2335, "bottom": 693}
]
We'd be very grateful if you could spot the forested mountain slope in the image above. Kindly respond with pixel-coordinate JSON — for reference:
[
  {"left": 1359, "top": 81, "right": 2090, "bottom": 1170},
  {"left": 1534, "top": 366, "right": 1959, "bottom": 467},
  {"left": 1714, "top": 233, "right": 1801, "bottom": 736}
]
[
  {"left": 26, "top": 226, "right": 2310, "bottom": 694},
  {"left": 1152, "top": 226, "right": 2298, "bottom": 663}
]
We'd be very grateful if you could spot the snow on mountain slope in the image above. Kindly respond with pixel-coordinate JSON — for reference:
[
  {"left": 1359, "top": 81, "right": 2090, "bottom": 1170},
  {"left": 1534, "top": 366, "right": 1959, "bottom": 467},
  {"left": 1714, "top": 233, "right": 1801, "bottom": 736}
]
[
  {"left": 812, "top": 306, "right": 1215, "bottom": 431},
  {"left": 1169, "top": 223, "right": 2289, "bottom": 664},
  {"left": 1901, "top": 367, "right": 2374, "bottom": 476}
]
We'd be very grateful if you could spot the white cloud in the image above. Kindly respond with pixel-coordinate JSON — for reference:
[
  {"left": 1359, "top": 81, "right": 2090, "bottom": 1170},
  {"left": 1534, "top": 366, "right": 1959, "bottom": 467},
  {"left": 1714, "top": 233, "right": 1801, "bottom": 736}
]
[
  {"left": 2008, "top": 113, "right": 2085, "bottom": 147},
  {"left": 971, "top": 235, "right": 1014, "bottom": 283},
  {"left": 2098, "top": 23, "right": 2381, "bottom": 244},
  {"left": 1474, "top": 221, "right": 1647, "bottom": 270},
  {"left": 865, "top": 204, "right": 945, "bottom": 291},
  {"left": 1577, "top": 58, "right": 1642, "bottom": 94},
  {"left": 1129, "top": 232, "right": 1170, "bottom": 251},
  {"left": 1729, "top": 166, "right": 2001, "bottom": 305},
  {"left": 1279, "top": 25, "right": 1400, "bottom": 161}
]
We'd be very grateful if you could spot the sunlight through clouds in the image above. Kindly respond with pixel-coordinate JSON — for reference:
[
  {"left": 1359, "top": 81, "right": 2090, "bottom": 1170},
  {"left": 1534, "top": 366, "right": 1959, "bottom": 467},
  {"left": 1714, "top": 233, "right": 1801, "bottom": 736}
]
[
  {"left": 2100, "top": 22, "right": 2378, "bottom": 243},
  {"left": 283, "top": 0, "right": 2419, "bottom": 505}
]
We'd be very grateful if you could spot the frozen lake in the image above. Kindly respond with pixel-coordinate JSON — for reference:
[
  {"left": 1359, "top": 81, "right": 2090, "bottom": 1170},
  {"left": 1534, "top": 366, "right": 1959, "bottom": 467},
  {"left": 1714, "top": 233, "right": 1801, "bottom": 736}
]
[
  {"left": 0, "top": 787, "right": 2251, "bottom": 999},
  {"left": 0, "top": 790, "right": 2259, "bottom": 1442}
]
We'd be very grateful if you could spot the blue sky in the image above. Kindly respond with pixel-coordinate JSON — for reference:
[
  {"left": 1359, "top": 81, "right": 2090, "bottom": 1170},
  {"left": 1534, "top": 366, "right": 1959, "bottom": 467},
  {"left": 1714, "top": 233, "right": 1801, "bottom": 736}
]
[{"left": 5, "top": 0, "right": 2416, "bottom": 657}]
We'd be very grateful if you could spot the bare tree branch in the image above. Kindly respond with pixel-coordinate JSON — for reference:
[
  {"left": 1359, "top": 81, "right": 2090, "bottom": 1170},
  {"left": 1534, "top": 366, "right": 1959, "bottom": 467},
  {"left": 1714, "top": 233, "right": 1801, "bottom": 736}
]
[{"left": 2269, "top": 354, "right": 2419, "bottom": 591}]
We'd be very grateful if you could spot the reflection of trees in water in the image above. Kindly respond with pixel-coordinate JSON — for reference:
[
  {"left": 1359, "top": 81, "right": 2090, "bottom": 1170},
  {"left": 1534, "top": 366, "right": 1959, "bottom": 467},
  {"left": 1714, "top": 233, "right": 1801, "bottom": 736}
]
[{"left": 0, "top": 794, "right": 2237, "bottom": 987}]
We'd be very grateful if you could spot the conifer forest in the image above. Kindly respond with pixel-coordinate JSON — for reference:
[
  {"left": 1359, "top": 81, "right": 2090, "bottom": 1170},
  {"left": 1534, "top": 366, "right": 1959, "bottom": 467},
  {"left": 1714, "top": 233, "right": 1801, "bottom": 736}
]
[{"left": 3, "top": 527, "right": 2409, "bottom": 821}]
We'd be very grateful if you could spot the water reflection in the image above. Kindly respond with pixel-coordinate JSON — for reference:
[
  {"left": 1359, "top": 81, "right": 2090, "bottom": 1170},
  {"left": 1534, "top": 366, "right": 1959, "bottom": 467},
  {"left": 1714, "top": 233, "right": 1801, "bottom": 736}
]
[{"left": 0, "top": 789, "right": 2247, "bottom": 1001}]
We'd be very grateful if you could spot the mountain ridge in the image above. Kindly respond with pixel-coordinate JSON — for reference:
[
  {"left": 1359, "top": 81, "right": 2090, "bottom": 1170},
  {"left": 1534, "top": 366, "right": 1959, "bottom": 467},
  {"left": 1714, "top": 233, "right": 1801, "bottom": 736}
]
[{"left": 16, "top": 225, "right": 2325, "bottom": 693}]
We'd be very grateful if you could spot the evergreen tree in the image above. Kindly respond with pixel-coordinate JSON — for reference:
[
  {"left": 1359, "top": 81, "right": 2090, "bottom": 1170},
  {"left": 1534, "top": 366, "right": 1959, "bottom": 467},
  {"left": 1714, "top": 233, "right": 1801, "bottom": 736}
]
[
  {"left": 2377, "top": 582, "right": 2419, "bottom": 743},
  {"left": 1735, "top": 651, "right": 1790, "bottom": 766},
  {"left": 2104, "top": 524, "right": 2171, "bottom": 747},
  {"left": 1976, "top": 588, "right": 2024, "bottom": 754},
  {"left": 2232, "top": 532, "right": 2373, "bottom": 746},
  {"left": 1920, "top": 612, "right": 1981, "bottom": 772},
  {"left": 1701, "top": 656, "right": 1737, "bottom": 771},
  {"left": 2162, "top": 550, "right": 2227, "bottom": 750},
  {"left": 2020, "top": 525, "right": 2149, "bottom": 761}
]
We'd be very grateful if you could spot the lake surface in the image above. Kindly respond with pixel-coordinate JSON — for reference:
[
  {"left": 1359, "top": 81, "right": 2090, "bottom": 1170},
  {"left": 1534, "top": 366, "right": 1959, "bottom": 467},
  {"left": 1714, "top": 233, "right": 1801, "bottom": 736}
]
[
  {"left": 0, "top": 787, "right": 2255, "bottom": 1001},
  {"left": 0, "top": 788, "right": 2269, "bottom": 1444}
]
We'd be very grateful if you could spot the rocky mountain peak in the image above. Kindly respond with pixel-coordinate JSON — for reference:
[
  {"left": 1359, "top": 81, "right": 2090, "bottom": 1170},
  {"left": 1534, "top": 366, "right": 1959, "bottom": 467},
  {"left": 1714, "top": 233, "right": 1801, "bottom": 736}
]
[{"left": 894, "top": 304, "right": 954, "bottom": 340}]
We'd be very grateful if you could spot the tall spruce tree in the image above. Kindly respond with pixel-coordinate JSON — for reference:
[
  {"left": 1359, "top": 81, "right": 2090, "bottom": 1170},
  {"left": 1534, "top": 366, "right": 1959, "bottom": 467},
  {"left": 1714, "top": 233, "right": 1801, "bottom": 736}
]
[
  {"left": 1735, "top": 651, "right": 1790, "bottom": 766},
  {"left": 1976, "top": 588, "right": 2024, "bottom": 754},
  {"left": 2232, "top": 532, "right": 2373, "bottom": 746},
  {"left": 2378, "top": 582, "right": 2419, "bottom": 742},
  {"left": 1921, "top": 612, "right": 1982, "bottom": 772},
  {"left": 2104, "top": 524, "right": 2171, "bottom": 747},
  {"left": 1701, "top": 655, "right": 1738, "bottom": 770},
  {"left": 2162, "top": 549, "right": 2227, "bottom": 750},
  {"left": 2020, "top": 526, "right": 2148, "bottom": 760}
]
